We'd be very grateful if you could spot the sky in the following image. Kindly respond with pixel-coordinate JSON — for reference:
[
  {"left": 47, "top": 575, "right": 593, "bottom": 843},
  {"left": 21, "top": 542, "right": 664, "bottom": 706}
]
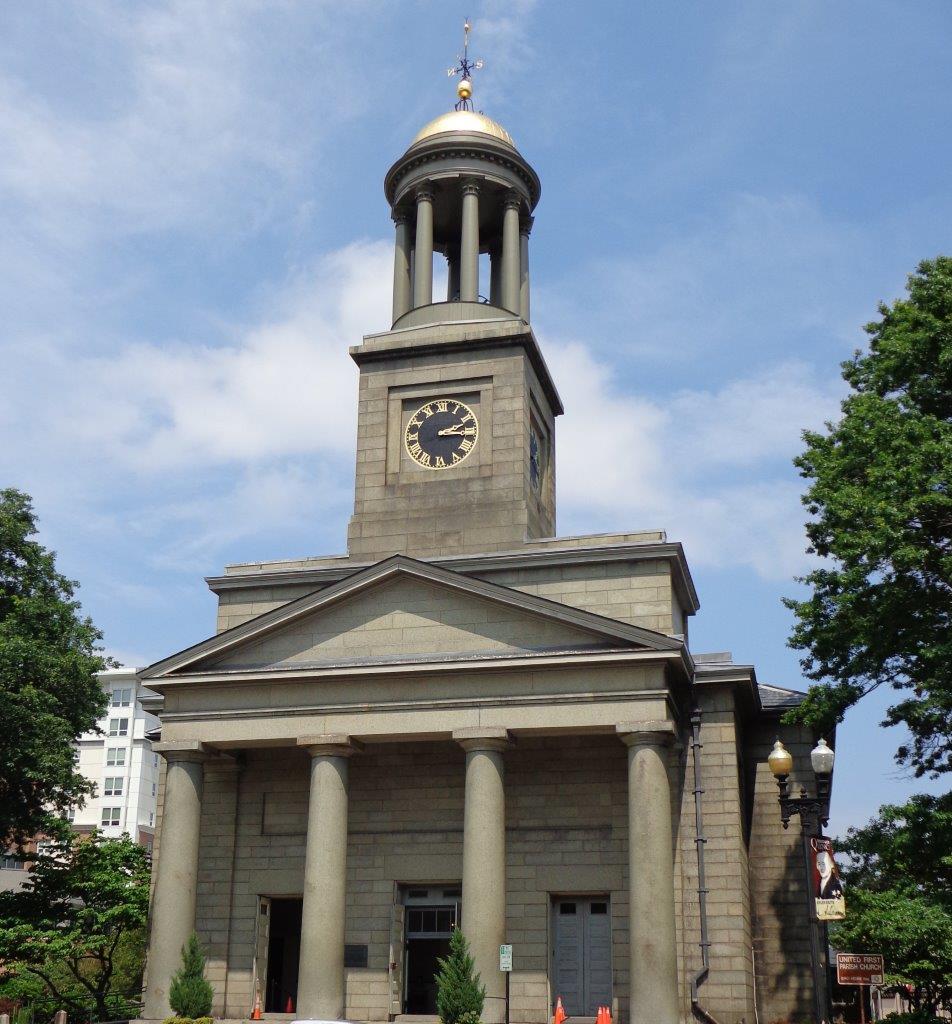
[{"left": 2, "top": 0, "right": 950, "bottom": 836}]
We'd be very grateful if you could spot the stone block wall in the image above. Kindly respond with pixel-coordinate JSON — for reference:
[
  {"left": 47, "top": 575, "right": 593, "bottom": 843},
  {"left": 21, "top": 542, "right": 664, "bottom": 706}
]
[
  {"left": 747, "top": 721, "right": 816, "bottom": 1024},
  {"left": 675, "top": 687, "right": 755, "bottom": 1024}
]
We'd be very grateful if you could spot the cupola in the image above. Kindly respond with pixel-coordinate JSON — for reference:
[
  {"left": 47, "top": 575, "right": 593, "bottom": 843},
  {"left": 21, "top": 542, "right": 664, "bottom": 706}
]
[{"left": 384, "top": 30, "right": 541, "bottom": 328}]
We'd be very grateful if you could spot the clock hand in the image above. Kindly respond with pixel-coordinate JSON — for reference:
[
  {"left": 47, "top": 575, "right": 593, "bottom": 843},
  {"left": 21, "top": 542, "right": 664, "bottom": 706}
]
[{"left": 437, "top": 426, "right": 477, "bottom": 437}]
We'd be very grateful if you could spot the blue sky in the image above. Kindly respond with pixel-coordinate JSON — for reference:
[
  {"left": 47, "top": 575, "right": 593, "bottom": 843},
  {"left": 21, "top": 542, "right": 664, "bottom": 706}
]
[{"left": 2, "top": 0, "right": 949, "bottom": 835}]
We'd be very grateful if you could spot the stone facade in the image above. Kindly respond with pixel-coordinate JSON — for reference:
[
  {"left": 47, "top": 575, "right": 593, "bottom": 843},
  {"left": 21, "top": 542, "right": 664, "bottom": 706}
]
[{"left": 139, "top": 94, "right": 823, "bottom": 1024}]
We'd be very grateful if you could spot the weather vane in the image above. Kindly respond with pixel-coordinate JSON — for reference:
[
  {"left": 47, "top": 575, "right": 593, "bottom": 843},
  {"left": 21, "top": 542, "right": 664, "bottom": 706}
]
[{"left": 447, "top": 18, "right": 483, "bottom": 111}]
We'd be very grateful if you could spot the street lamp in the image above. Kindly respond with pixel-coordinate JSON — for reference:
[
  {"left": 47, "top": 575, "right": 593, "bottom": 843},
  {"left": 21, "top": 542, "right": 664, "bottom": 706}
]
[{"left": 768, "top": 738, "right": 836, "bottom": 1024}]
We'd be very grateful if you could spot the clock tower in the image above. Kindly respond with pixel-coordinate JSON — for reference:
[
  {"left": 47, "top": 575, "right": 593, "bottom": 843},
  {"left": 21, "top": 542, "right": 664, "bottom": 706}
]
[{"left": 346, "top": 82, "right": 561, "bottom": 560}]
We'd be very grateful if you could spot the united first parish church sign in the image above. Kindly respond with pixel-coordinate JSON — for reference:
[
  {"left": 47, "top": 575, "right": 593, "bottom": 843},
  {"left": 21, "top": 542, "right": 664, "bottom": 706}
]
[{"left": 836, "top": 953, "right": 885, "bottom": 986}]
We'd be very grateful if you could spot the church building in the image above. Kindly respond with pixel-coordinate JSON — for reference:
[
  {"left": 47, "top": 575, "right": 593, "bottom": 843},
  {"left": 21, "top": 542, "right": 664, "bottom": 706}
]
[{"left": 140, "top": 62, "right": 822, "bottom": 1024}]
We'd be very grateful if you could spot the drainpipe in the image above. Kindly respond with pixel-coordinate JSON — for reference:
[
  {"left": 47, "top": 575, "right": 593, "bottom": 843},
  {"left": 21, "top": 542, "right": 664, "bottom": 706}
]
[{"left": 691, "top": 707, "right": 721, "bottom": 1024}]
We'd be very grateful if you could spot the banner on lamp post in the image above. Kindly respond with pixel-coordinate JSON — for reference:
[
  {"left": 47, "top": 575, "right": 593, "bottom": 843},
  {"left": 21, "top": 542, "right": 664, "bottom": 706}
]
[{"left": 812, "top": 836, "right": 846, "bottom": 921}]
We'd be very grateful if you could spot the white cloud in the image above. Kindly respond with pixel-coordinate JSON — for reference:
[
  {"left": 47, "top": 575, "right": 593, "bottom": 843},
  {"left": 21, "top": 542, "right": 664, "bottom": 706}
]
[
  {"left": 546, "top": 339, "right": 843, "bottom": 579},
  {"left": 7, "top": 240, "right": 391, "bottom": 477}
]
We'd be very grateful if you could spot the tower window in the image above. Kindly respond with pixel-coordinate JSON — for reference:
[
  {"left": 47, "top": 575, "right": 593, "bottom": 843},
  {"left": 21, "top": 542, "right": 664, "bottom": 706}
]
[
  {"left": 111, "top": 688, "right": 132, "bottom": 707},
  {"left": 101, "top": 807, "right": 121, "bottom": 827},
  {"left": 108, "top": 718, "right": 129, "bottom": 737},
  {"left": 106, "top": 746, "right": 126, "bottom": 766}
]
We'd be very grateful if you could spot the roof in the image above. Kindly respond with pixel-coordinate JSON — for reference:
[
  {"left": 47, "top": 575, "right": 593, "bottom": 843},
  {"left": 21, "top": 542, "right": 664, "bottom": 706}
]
[
  {"left": 758, "top": 683, "right": 807, "bottom": 710},
  {"left": 410, "top": 109, "right": 517, "bottom": 149}
]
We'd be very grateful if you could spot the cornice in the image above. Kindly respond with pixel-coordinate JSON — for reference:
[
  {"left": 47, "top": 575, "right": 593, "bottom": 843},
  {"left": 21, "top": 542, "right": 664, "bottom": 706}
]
[
  {"left": 206, "top": 539, "right": 699, "bottom": 615},
  {"left": 350, "top": 325, "right": 563, "bottom": 417},
  {"left": 146, "top": 647, "right": 692, "bottom": 691},
  {"left": 384, "top": 135, "right": 541, "bottom": 209}
]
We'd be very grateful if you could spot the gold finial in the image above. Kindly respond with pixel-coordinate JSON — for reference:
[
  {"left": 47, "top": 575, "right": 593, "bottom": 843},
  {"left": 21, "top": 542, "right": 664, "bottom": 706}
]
[{"left": 446, "top": 17, "right": 483, "bottom": 111}]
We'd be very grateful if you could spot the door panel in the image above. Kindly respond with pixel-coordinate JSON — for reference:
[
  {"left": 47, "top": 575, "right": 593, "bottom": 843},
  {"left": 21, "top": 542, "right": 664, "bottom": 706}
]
[
  {"left": 553, "top": 901, "right": 584, "bottom": 1015},
  {"left": 552, "top": 898, "right": 612, "bottom": 1017},
  {"left": 584, "top": 902, "right": 612, "bottom": 1013}
]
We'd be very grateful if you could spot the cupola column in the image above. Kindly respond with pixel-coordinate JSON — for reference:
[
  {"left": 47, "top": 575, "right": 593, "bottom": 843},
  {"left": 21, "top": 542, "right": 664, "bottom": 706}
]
[
  {"left": 391, "top": 209, "right": 411, "bottom": 323},
  {"left": 460, "top": 179, "right": 481, "bottom": 302},
  {"left": 501, "top": 190, "right": 521, "bottom": 314},
  {"left": 413, "top": 186, "right": 434, "bottom": 308},
  {"left": 519, "top": 215, "right": 533, "bottom": 321}
]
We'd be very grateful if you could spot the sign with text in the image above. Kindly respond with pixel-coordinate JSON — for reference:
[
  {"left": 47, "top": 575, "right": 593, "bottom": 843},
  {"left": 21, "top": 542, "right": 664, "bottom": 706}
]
[
  {"left": 812, "top": 836, "right": 847, "bottom": 921},
  {"left": 836, "top": 953, "right": 884, "bottom": 986},
  {"left": 499, "top": 944, "right": 513, "bottom": 972}
]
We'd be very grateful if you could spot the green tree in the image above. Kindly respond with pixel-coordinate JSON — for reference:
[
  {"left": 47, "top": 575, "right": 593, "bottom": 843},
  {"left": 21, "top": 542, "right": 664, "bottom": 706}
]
[
  {"left": 435, "top": 927, "right": 485, "bottom": 1024},
  {"left": 168, "top": 933, "right": 214, "bottom": 1020},
  {"left": 0, "top": 488, "right": 109, "bottom": 842},
  {"left": 784, "top": 257, "right": 952, "bottom": 776},
  {"left": 0, "top": 833, "right": 150, "bottom": 1021},
  {"left": 832, "top": 794, "right": 952, "bottom": 1015}
]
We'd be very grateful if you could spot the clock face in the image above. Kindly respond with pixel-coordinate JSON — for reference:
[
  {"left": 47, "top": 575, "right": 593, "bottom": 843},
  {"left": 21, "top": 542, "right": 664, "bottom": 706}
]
[{"left": 404, "top": 398, "right": 479, "bottom": 470}]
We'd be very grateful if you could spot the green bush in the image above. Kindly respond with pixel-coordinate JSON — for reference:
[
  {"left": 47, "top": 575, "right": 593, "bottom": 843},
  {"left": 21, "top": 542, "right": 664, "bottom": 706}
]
[
  {"left": 168, "top": 933, "right": 214, "bottom": 1019},
  {"left": 162, "top": 1016, "right": 213, "bottom": 1024},
  {"left": 882, "top": 1014, "right": 944, "bottom": 1024},
  {"left": 435, "top": 927, "right": 484, "bottom": 1024}
]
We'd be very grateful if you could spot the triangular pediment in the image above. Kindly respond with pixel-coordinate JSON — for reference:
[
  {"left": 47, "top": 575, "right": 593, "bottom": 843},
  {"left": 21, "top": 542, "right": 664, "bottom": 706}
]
[{"left": 142, "top": 555, "right": 681, "bottom": 680}]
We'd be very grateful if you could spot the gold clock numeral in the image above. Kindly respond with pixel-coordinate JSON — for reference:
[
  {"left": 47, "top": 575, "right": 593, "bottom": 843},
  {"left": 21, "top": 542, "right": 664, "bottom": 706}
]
[
  {"left": 418, "top": 452, "right": 431, "bottom": 467},
  {"left": 409, "top": 442, "right": 423, "bottom": 459},
  {"left": 407, "top": 432, "right": 419, "bottom": 444},
  {"left": 421, "top": 404, "right": 435, "bottom": 418},
  {"left": 451, "top": 452, "right": 462, "bottom": 464},
  {"left": 459, "top": 438, "right": 474, "bottom": 452},
  {"left": 436, "top": 400, "right": 448, "bottom": 412},
  {"left": 435, "top": 456, "right": 446, "bottom": 468}
]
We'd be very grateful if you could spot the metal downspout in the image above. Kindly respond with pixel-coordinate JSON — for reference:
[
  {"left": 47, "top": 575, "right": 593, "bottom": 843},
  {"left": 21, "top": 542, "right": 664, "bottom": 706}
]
[{"left": 691, "top": 707, "right": 721, "bottom": 1024}]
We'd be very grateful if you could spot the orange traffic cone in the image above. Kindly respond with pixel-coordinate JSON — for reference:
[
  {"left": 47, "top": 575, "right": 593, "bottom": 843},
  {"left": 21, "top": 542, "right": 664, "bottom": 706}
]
[
  {"left": 553, "top": 996, "right": 567, "bottom": 1024},
  {"left": 285, "top": 995, "right": 295, "bottom": 1013},
  {"left": 605, "top": 1006, "right": 613, "bottom": 1024},
  {"left": 251, "top": 987, "right": 262, "bottom": 1021},
  {"left": 596, "top": 1006, "right": 605, "bottom": 1024}
]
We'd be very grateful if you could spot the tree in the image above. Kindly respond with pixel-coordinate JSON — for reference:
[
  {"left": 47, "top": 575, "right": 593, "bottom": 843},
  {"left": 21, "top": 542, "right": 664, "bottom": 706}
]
[
  {"left": 832, "top": 794, "right": 952, "bottom": 1015},
  {"left": 0, "top": 488, "right": 109, "bottom": 842},
  {"left": 435, "top": 927, "right": 485, "bottom": 1024},
  {"left": 784, "top": 257, "right": 952, "bottom": 776},
  {"left": 832, "top": 888, "right": 952, "bottom": 1016},
  {"left": 0, "top": 833, "right": 150, "bottom": 1021},
  {"left": 168, "top": 933, "right": 214, "bottom": 1020}
]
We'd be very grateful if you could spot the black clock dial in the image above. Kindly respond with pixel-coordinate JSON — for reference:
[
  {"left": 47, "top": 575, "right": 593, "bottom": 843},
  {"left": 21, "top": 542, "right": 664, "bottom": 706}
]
[{"left": 404, "top": 399, "right": 479, "bottom": 470}]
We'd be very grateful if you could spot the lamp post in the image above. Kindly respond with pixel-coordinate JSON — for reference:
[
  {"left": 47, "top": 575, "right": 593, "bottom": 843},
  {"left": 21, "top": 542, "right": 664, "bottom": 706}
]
[{"left": 768, "top": 738, "right": 836, "bottom": 1024}]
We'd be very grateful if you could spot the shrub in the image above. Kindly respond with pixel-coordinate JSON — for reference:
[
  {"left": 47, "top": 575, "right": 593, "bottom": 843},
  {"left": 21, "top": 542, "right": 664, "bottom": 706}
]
[
  {"left": 168, "top": 933, "right": 214, "bottom": 1019},
  {"left": 435, "top": 927, "right": 484, "bottom": 1024}
]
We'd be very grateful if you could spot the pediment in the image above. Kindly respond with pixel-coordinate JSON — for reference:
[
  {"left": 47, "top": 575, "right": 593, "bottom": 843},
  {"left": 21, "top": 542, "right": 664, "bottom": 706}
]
[{"left": 143, "top": 555, "right": 681, "bottom": 680}]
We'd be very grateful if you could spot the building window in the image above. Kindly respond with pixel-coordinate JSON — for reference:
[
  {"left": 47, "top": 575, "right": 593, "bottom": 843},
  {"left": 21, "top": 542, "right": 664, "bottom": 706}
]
[
  {"left": 153, "top": 753, "right": 159, "bottom": 768},
  {"left": 111, "top": 687, "right": 133, "bottom": 707},
  {"left": 108, "top": 718, "right": 129, "bottom": 737},
  {"left": 103, "top": 776, "right": 124, "bottom": 797},
  {"left": 64, "top": 808, "right": 75, "bottom": 822},
  {"left": 1, "top": 855, "right": 24, "bottom": 870},
  {"left": 151, "top": 782, "right": 156, "bottom": 796},
  {"left": 101, "top": 807, "right": 121, "bottom": 827},
  {"left": 35, "top": 841, "right": 53, "bottom": 859},
  {"left": 106, "top": 747, "right": 126, "bottom": 766},
  {"left": 149, "top": 812, "right": 154, "bottom": 826}
]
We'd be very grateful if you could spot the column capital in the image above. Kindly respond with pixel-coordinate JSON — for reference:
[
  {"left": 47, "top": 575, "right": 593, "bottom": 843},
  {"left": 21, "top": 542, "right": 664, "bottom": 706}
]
[
  {"left": 461, "top": 178, "right": 481, "bottom": 197},
  {"left": 502, "top": 189, "right": 522, "bottom": 211},
  {"left": 153, "top": 740, "right": 229, "bottom": 764},
  {"left": 520, "top": 214, "right": 534, "bottom": 236},
  {"left": 391, "top": 206, "right": 410, "bottom": 226},
  {"left": 415, "top": 184, "right": 435, "bottom": 204},
  {"left": 453, "top": 727, "right": 514, "bottom": 754},
  {"left": 297, "top": 734, "right": 363, "bottom": 758},
  {"left": 616, "top": 720, "right": 678, "bottom": 748}
]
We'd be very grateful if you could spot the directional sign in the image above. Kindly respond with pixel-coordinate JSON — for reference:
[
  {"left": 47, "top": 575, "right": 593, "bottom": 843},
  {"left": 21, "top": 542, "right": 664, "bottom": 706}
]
[
  {"left": 499, "top": 944, "right": 513, "bottom": 972},
  {"left": 836, "top": 953, "right": 884, "bottom": 986}
]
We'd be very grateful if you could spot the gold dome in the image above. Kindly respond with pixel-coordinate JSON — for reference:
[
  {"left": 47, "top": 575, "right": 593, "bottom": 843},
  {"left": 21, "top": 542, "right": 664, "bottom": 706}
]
[{"left": 410, "top": 109, "right": 516, "bottom": 149}]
